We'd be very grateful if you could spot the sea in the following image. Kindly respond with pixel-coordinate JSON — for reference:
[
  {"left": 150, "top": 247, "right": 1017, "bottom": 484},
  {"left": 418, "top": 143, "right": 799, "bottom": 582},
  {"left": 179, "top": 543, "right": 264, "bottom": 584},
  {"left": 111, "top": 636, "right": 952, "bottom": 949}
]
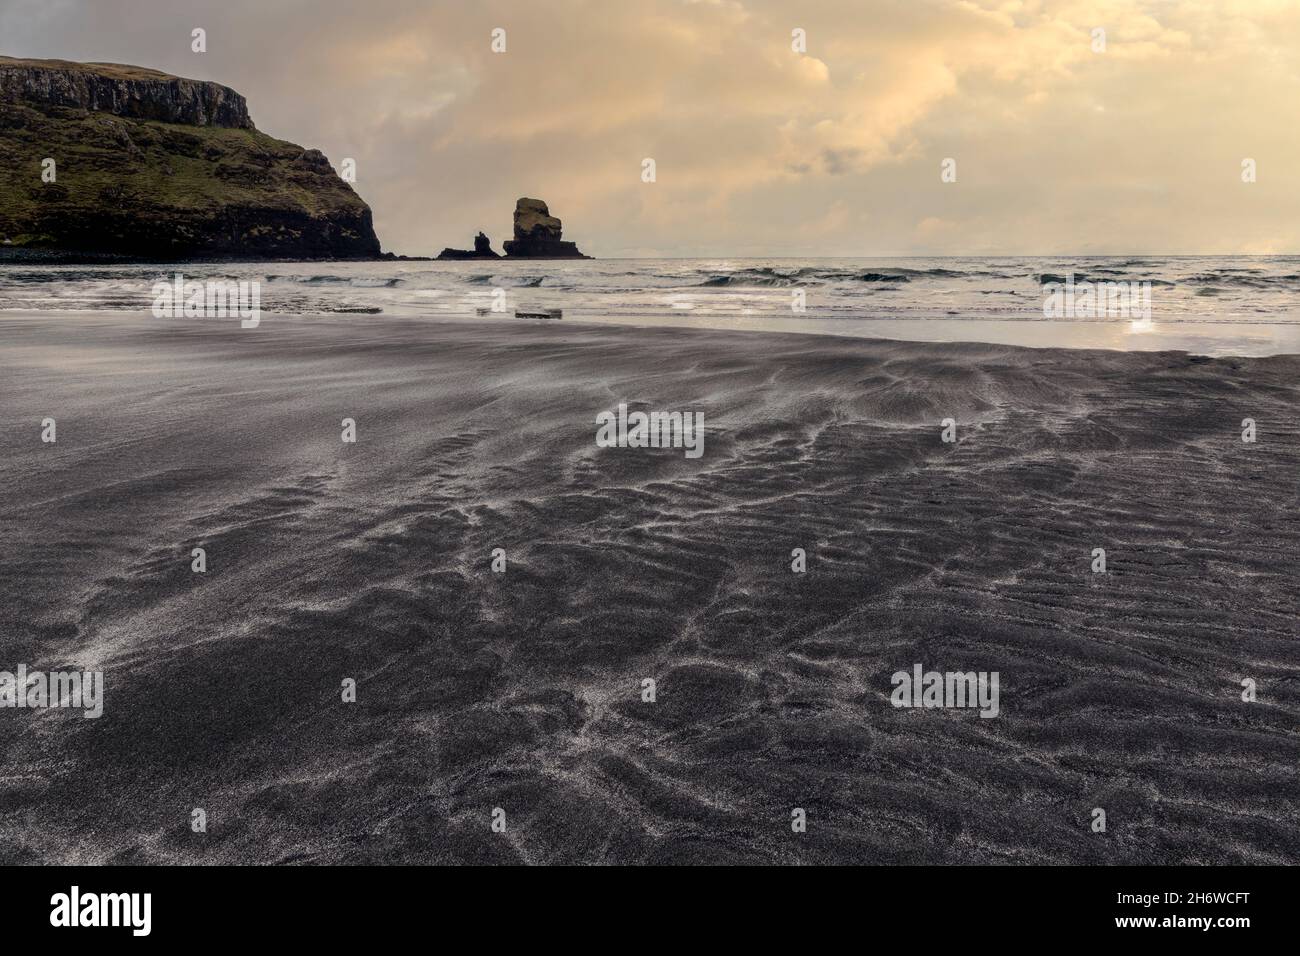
[{"left": 4, "top": 255, "right": 1300, "bottom": 356}]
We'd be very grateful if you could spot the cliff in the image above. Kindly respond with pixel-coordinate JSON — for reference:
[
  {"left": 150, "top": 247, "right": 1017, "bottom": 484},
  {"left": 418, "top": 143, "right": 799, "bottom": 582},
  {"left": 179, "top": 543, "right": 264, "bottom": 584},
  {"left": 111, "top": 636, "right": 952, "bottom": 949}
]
[{"left": 0, "top": 57, "right": 383, "bottom": 260}]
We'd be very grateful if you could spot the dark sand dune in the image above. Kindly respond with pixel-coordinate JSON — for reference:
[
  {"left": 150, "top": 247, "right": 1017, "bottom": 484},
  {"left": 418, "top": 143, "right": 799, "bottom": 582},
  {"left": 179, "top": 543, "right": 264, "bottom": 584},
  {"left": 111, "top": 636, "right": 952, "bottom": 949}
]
[{"left": 0, "top": 312, "right": 1297, "bottom": 864}]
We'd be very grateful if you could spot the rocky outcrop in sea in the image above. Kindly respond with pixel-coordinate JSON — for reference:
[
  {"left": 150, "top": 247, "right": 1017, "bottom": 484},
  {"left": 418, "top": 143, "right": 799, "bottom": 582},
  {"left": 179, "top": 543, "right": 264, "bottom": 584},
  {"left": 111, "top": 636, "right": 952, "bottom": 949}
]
[
  {"left": 437, "top": 231, "right": 502, "bottom": 260},
  {"left": 502, "top": 198, "right": 590, "bottom": 258}
]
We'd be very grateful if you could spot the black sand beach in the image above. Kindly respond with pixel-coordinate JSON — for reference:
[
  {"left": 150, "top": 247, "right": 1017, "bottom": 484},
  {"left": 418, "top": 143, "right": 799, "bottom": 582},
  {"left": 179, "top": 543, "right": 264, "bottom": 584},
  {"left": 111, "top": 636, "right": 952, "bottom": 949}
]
[{"left": 1, "top": 312, "right": 1297, "bottom": 865}]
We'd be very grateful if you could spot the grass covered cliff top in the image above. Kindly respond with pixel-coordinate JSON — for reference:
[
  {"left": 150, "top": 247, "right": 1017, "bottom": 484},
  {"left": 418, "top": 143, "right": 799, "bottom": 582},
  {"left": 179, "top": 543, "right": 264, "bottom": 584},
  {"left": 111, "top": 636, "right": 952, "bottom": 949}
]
[
  {"left": 1, "top": 56, "right": 196, "bottom": 82},
  {"left": 0, "top": 57, "right": 381, "bottom": 259}
]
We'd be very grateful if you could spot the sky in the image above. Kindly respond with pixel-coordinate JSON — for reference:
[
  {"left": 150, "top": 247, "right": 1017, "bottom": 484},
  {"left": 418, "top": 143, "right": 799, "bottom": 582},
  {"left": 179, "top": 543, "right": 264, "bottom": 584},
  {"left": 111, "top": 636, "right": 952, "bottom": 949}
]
[{"left": 3, "top": 0, "right": 1298, "bottom": 257}]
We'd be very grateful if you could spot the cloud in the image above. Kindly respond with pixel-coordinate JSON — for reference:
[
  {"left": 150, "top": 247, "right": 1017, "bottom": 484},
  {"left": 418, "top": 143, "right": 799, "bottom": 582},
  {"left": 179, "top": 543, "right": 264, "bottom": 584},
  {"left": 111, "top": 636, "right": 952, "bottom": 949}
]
[{"left": 3, "top": 0, "right": 1297, "bottom": 255}]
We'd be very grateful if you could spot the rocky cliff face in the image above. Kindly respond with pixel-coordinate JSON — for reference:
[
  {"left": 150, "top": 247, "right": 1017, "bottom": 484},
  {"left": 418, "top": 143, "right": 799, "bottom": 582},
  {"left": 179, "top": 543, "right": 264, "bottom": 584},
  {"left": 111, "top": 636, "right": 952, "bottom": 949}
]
[
  {"left": 502, "top": 198, "right": 589, "bottom": 258},
  {"left": 0, "top": 57, "right": 382, "bottom": 260},
  {"left": 0, "top": 58, "right": 253, "bottom": 128}
]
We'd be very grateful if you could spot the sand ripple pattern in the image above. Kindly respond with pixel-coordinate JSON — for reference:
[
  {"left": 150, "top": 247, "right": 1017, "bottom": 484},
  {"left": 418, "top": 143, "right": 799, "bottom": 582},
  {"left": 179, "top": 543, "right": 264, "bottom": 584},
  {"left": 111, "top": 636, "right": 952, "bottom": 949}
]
[{"left": 0, "top": 314, "right": 1297, "bottom": 864}]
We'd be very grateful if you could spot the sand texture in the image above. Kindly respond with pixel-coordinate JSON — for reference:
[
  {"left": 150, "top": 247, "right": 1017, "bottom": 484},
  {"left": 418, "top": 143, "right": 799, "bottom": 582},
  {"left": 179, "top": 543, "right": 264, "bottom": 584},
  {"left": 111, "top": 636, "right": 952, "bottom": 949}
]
[{"left": 1, "top": 312, "right": 1297, "bottom": 864}]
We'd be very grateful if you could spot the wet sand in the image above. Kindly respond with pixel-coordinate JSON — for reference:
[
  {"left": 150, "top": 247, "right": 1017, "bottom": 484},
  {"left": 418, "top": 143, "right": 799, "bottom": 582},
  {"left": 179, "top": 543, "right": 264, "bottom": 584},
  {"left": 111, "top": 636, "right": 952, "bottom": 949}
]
[{"left": 1, "top": 311, "right": 1297, "bottom": 864}]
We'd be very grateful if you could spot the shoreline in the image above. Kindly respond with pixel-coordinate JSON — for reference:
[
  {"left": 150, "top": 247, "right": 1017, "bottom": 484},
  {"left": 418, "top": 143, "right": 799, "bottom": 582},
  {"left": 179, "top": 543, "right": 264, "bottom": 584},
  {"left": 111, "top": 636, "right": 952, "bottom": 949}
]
[{"left": 3, "top": 307, "right": 1299, "bottom": 359}]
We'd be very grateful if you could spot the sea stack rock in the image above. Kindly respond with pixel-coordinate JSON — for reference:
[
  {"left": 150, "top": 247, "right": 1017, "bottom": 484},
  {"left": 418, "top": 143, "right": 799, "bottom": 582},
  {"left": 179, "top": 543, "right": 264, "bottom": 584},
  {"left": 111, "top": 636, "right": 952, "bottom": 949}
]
[
  {"left": 502, "top": 198, "right": 589, "bottom": 258},
  {"left": 0, "top": 56, "right": 383, "bottom": 260},
  {"left": 437, "top": 231, "right": 501, "bottom": 260}
]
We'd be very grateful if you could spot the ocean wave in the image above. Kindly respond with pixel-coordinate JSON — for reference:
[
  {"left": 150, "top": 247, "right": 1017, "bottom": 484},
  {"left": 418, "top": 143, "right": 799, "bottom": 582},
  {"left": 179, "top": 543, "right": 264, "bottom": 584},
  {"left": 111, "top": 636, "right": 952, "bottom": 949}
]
[
  {"left": 1187, "top": 272, "right": 1300, "bottom": 288},
  {"left": 689, "top": 265, "right": 1026, "bottom": 287},
  {"left": 697, "top": 268, "right": 801, "bottom": 287},
  {"left": 264, "top": 275, "right": 402, "bottom": 287},
  {"left": 456, "top": 274, "right": 547, "bottom": 287},
  {"left": 266, "top": 275, "right": 347, "bottom": 284},
  {"left": 1038, "top": 272, "right": 1195, "bottom": 290}
]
